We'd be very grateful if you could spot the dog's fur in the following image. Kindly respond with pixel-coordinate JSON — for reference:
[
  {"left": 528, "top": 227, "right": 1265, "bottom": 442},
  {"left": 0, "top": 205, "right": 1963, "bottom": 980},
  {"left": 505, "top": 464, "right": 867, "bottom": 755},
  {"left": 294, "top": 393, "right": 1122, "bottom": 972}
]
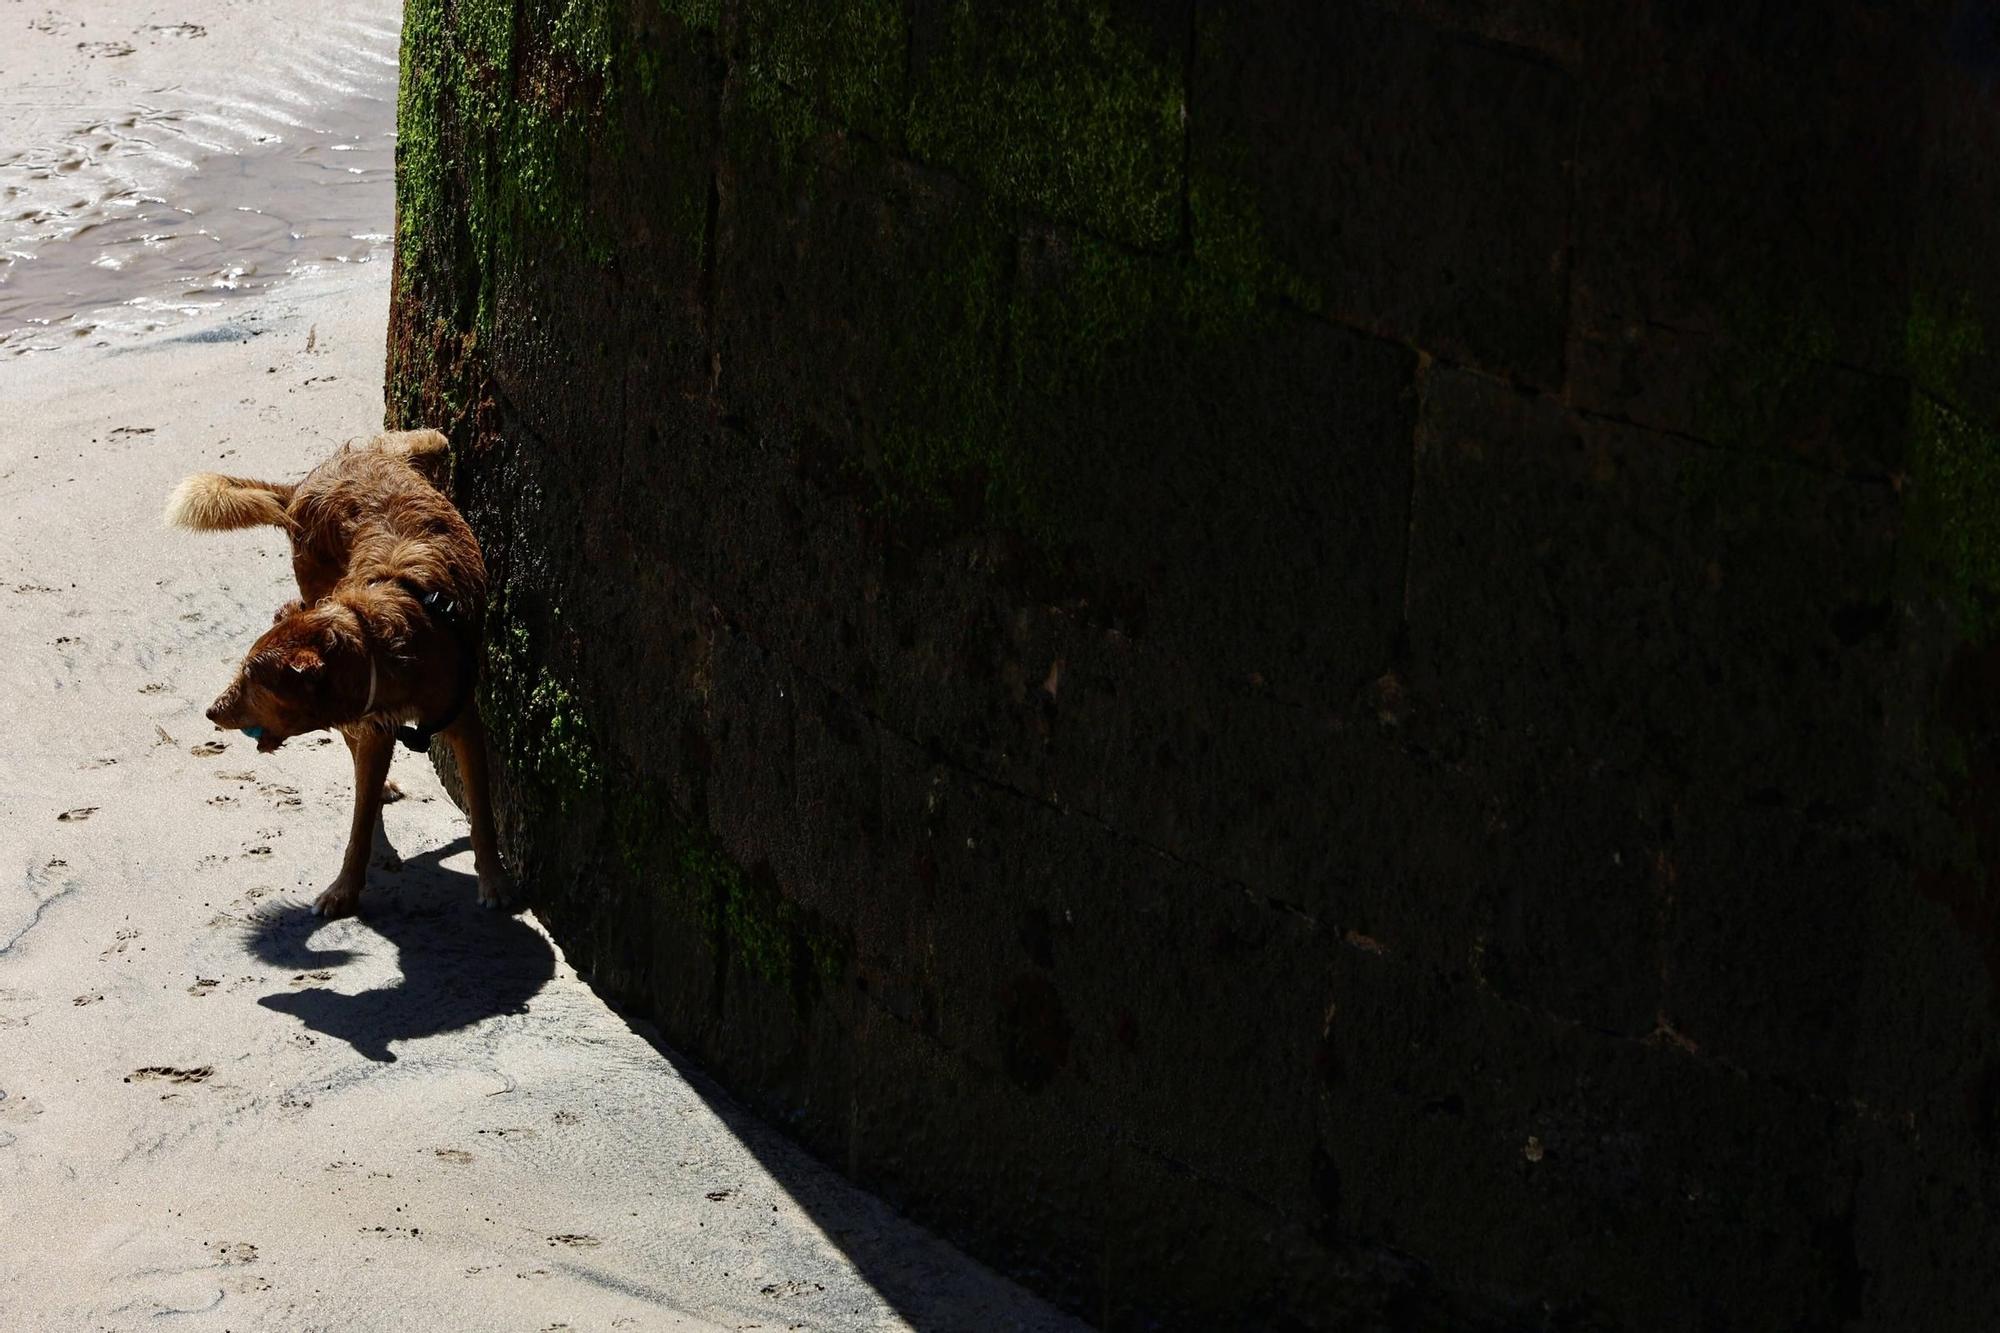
[{"left": 166, "top": 429, "right": 512, "bottom": 918}]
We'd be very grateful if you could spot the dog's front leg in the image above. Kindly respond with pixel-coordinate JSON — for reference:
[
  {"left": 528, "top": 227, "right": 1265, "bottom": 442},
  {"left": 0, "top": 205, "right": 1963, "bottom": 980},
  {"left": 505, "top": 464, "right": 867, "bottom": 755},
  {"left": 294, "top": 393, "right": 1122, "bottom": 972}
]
[
  {"left": 445, "top": 708, "right": 514, "bottom": 909},
  {"left": 316, "top": 726, "right": 393, "bottom": 918}
]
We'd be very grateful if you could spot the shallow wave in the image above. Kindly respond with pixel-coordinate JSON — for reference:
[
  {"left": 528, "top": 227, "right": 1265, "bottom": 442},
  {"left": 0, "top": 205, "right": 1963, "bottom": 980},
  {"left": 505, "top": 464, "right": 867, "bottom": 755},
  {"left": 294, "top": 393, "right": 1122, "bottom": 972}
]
[{"left": 0, "top": 13, "right": 400, "bottom": 356}]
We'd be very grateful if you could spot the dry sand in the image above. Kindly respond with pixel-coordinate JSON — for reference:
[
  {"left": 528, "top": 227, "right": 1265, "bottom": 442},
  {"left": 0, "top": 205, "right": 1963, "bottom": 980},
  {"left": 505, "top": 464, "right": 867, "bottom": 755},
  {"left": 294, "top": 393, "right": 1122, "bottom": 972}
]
[{"left": 0, "top": 5, "right": 1087, "bottom": 1329}]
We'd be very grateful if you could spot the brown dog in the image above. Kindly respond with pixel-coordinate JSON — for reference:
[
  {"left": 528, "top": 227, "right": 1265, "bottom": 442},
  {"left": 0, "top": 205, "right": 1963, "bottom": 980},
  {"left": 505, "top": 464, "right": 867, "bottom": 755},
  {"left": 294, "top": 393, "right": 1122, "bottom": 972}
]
[{"left": 164, "top": 429, "right": 513, "bottom": 918}]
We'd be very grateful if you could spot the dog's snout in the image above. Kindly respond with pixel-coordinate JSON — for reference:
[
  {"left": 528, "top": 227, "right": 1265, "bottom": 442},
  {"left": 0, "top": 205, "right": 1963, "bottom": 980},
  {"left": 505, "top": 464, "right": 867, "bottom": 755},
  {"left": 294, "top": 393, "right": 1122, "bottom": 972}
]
[{"left": 205, "top": 689, "right": 237, "bottom": 727}]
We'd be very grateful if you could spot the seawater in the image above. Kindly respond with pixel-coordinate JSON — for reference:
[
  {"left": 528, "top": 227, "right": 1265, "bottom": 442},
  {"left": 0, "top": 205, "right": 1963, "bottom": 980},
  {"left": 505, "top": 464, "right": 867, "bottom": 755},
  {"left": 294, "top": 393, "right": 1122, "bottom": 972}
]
[{"left": 0, "top": 15, "right": 400, "bottom": 355}]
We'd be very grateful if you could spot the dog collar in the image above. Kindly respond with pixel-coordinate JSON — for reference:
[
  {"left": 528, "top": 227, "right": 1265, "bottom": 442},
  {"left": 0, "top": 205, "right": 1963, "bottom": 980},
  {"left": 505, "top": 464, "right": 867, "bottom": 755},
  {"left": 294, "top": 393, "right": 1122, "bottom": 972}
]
[
  {"left": 241, "top": 725, "right": 265, "bottom": 740},
  {"left": 389, "top": 580, "right": 477, "bottom": 755}
]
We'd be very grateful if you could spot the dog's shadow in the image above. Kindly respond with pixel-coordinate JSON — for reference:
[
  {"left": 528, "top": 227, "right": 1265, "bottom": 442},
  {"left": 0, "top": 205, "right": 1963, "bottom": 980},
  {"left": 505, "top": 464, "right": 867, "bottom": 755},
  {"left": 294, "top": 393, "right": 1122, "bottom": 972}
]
[{"left": 242, "top": 834, "right": 555, "bottom": 1063}]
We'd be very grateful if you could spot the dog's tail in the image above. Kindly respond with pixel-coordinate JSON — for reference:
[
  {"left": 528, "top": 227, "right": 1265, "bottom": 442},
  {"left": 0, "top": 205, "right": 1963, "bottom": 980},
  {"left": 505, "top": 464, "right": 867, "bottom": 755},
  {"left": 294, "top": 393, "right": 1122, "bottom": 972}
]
[
  {"left": 376, "top": 428, "right": 452, "bottom": 490},
  {"left": 162, "top": 473, "right": 295, "bottom": 531}
]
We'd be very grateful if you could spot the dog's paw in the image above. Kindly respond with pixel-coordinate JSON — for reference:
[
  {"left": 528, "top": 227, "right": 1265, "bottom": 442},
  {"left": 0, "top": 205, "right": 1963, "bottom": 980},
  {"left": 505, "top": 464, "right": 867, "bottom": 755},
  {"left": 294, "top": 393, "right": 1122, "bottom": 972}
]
[
  {"left": 475, "top": 866, "right": 515, "bottom": 911},
  {"left": 313, "top": 879, "right": 363, "bottom": 919}
]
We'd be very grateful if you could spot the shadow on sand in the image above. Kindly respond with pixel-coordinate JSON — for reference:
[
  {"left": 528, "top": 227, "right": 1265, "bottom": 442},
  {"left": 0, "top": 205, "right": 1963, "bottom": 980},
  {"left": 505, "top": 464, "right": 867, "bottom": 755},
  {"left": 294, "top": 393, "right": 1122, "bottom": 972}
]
[
  {"left": 240, "top": 833, "right": 555, "bottom": 1062},
  {"left": 593, "top": 1001, "right": 1091, "bottom": 1332},
  {"left": 239, "top": 829, "right": 1079, "bottom": 1328}
]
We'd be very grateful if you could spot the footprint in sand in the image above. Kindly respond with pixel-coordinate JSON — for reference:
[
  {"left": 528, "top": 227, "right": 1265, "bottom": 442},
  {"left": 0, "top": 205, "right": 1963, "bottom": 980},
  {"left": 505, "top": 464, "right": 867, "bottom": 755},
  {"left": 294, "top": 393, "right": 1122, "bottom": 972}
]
[
  {"left": 100, "top": 928, "right": 138, "bottom": 958},
  {"left": 125, "top": 1066, "right": 212, "bottom": 1085},
  {"left": 546, "top": 1234, "right": 600, "bottom": 1249},
  {"left": 57, "top": 806, "right": 97, "bottom": 822},
  {"left": 206, "top": 1241, "right": 258, "bottom": 1265},
  {"left": 190, "top": 740, "right": 227, "bottom": 757},
  {"left": 186, "top": 979, "right": 219, "bottom": 997},
  {"left": 433, "top": 1148, "right": 473, "bottom": 1164}
]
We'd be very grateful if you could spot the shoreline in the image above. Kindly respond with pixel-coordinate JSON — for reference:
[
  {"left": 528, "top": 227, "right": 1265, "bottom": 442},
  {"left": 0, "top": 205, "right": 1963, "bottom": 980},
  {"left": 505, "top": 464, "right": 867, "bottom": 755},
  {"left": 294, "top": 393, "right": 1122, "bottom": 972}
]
[{"left": 0, "top": 0, "right": 400, "bottom": 356}]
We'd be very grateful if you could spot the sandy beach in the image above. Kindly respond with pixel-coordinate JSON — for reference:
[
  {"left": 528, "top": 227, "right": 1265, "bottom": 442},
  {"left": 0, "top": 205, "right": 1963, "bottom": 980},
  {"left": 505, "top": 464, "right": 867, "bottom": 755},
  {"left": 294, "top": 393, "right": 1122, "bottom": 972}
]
[{"left": 0, "top": 5, "right": 1082, "bottom": 1328}]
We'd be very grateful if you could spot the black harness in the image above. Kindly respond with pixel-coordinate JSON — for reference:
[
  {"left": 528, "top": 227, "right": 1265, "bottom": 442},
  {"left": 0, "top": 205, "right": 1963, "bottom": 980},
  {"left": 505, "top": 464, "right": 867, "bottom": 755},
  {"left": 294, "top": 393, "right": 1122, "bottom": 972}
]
[{"left": 392, "top": 580, "right": 478, "bottom": 754}]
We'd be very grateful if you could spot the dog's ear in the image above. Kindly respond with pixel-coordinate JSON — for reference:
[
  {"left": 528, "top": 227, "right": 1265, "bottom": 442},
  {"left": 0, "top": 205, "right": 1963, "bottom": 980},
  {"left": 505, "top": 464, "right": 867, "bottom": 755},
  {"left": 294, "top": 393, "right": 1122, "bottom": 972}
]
[{"left": 286, "top": 645, "right": 325, "bottom": 675}]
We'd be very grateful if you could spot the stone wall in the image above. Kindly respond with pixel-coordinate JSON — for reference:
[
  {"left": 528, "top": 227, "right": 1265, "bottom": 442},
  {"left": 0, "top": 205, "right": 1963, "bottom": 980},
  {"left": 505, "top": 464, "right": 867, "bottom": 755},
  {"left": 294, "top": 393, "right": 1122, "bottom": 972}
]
[{"left": 387, "top": 1, "right": 2000, "bottom": 1326}]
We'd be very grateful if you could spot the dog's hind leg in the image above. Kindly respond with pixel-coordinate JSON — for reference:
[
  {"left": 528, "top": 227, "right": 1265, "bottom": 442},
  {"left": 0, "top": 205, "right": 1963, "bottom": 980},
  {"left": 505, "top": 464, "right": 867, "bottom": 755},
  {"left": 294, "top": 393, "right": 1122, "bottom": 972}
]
[
  {"left": 444, "top": 707, "right": 514, "bottom": 910},
  {"left": 316, "top": 726, "right": 394, "bottom": 918}
]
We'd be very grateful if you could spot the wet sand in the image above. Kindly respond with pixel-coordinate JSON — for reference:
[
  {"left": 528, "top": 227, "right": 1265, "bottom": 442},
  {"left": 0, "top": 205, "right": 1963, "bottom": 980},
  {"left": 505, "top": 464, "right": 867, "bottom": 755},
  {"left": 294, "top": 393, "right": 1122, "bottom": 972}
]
[
  {"left": 0, "top": 0, "right": 398, "bottom": 353},
  {"left": 0, "top": 5, "right": 1084, "bottom": 1329}
]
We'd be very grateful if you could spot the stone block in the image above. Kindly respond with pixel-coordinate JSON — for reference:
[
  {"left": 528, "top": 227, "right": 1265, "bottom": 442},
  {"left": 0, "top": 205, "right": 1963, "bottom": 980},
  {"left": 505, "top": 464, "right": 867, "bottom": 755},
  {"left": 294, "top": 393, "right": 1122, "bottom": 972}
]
[{"left": 1191, "top": 0, "right": 1575, "bottom": 385}]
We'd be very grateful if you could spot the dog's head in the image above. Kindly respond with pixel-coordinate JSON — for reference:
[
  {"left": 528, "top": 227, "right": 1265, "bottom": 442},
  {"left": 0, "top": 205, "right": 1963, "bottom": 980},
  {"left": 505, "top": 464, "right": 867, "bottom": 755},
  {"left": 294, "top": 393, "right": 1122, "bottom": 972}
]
[{"left": 206, "top": 603, "right": 366, "bottom": 752}]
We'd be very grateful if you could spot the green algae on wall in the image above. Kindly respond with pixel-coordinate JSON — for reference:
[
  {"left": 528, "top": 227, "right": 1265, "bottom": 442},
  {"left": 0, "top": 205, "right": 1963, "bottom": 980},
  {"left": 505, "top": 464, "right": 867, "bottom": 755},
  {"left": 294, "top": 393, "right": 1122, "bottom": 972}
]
[
  {"left": 477, "top": 578, "right": 604, "bottom": 805},
  {"left": 1188, "top": 162, "right": 1322, "bottom": 315},
  {"left": 908, "top": 0, "right": 1186, "bottom": 252},
  {"left": 392, "top": 0, "right": 457, "bottom": 304},
  {"left": 396, "top": 0, "right": 633, "bottom": 334},
  {"left": 741, "top": 0, "right": 907, "bottom": 145},
  {"left": 871, "top": 209, "right": 1019, "bottom": 540},
  {"left": 1904, "top": 295, "right": 2000, "bottom": 638},
  {"left": 611, "top": 784, "right": 850, "bottom": 1004}
]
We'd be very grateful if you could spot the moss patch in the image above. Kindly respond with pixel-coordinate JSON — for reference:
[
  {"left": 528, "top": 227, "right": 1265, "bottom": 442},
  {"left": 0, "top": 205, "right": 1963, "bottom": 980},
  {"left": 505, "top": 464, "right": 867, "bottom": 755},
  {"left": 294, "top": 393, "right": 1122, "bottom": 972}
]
[
  {"left": 1904, "top": 294, "right": 2000, "bottom": 637},
  {"left": 612, "top": 784, "right": 850, "bottom": 1004},
  {"left": 907, "top": 0, "right": 1185, "bottom": 251},
  {"left": 741, "top": 0, "right": 907, "bottom": 145},
  {"left": 1187, "top": 160, "right": 1321, "bottom": 315},
  {"left": 871, "top": 206, "right": 1019, "bottom": 541},
  {"left": 396, "top": 0, "right": 633, "bottom": 336}
]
